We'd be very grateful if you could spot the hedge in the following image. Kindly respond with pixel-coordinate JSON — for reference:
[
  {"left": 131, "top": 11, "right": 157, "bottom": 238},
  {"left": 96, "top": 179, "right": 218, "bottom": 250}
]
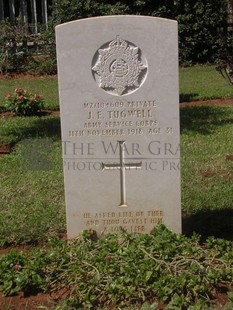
[{"left": 0, "top": 0, "right": 232, "bottom": 74}]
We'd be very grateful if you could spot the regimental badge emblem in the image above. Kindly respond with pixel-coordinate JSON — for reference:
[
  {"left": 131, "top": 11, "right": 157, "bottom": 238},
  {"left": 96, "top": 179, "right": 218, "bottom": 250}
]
[{"left": 92, "top": 36, "right": 148, "bottom": 96}]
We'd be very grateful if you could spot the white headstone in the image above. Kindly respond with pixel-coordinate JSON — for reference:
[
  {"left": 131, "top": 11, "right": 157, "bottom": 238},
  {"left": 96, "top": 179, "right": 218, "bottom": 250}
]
[{"left": 56, "top": 15, "right": 181, "bottom": 237}]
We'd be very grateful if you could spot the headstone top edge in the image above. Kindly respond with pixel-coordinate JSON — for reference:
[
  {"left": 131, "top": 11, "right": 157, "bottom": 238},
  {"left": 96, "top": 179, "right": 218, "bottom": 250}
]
[{"left": 55, "top": 15, "right": 177, "bottom": 30}]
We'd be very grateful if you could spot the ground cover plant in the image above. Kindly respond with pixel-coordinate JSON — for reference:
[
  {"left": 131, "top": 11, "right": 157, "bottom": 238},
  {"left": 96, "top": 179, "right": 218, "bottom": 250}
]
[
  {"left": 0, "top": 66, "right": 233, "bottom": 308},
  {"left": 0, "top": 226, "right": 232, "bottom": 309}
]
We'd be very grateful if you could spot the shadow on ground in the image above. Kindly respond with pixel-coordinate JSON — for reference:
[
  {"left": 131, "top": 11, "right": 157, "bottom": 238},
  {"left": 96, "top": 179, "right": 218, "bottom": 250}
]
[
  {"left": 180, "top": 93, "right": 199, "bottom": 102},
  {"left": 0, "top": 116, "right": 61, "bottom": 147},
  {"left": 180, "top": 105, "right": 233, "bottom": 134},
  {"left": 182, "top": 208, "right": 233, "bottom": 241},
  {"left": 20, "top": 117, "right": 61, "bottom": 140}
]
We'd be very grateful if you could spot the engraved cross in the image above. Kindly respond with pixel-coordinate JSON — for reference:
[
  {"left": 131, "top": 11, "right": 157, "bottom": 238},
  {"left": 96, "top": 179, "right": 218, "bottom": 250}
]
[{"left": 102, "top": 141, "right": 142, "bottom": 207}]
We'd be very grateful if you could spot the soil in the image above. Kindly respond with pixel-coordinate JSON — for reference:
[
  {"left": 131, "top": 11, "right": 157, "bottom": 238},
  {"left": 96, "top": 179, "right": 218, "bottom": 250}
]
[
  {"left": 0, "top": 110, "right": 60, "bottom": 118},
  {"left": 179, "top": 97, "right": 233, "bottom": 107},
  {"left": 0, "top": 73, "right": 57, "bottom": 80},
  {"left": 0, "top": 291, "right": 55, "bottom": 309},
  {"left": 0, "top": 144, "right": 12, "bottom": 154},
  {"left": 0, "top": 288, "right": 71, "bottom": 309},
  {"left": 0, "top": 283, "right": 230, "bottom": 309},
  {"left": 0, "top": 98, "right": 232, "bottom": 307}
]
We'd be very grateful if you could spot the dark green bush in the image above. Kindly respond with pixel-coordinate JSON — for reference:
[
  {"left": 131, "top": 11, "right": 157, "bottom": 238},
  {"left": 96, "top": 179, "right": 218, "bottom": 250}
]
[
  {"left": 48, "top": 0, "right": 233, "bottom": 65},
  {"left": 0, "top": 0, "right": 231, "bottom": 73},
  {"left": 51, "top": 0, "right": 129, "bottom": 24},
  {"left": 176, "top": 0, "right": 231, "bottom": 63}
]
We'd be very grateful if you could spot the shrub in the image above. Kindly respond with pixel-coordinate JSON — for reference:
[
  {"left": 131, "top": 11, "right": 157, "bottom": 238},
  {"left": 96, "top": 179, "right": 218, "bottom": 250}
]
[
  {"left": 177, "top": 0, "right": 230, "bottom": 64},
  {"left": 51, "top": 0, "right": 231, "bottom": 64},
  {"left": 0, "top": 1, "right": 231, "bottom": 71},
  {"left": 0, "top": 21, "right": 56, "bottom": 75},
  {"left": 5, "top": 88, "right": 45, "bottom": 116},
  {"left": 25, "top": 23, "right": 57, "bottom": 75},
  {"left": 0, "top": 20, "right": 30, "bottom": 74}
]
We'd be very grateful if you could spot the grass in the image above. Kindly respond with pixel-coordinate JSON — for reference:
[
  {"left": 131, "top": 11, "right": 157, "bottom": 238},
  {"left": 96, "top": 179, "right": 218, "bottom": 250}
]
[
  {"left": 0, "top": 66, "right": 232, "bottom": 308},
  {"left": 181, "top": 105, "right": 233, "bottom": 240},
  {"left": 0, "top": 105, "right": 232, "bottom": 246},
  {"left": 180, "top": 65, "right": 233, "bottom": 101},
  {"left": 0, "top": 114, "right": 61, "bottom": 145},
  {"left": 0, "top": 66, "right": 232, "bottom": 245},
  {"left": 0, "top": 65, "right": 232, "bottom": 111},
  {"left": 0, "top": 116, "right": 65, "bottom": 246},
  {"left": 181, "top": 105, "right": 233, "bottom": 212}
]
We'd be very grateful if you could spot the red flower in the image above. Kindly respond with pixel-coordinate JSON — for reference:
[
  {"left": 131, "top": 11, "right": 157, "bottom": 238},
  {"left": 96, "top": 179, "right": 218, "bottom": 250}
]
[
  {"left": 150, "top": 229, "right": 155, "bottom": 235},
  {"left": 18, "top": 95, "right": 24, "bottom": 100},
  {"left": 15, "top": 88, "right": 22, "bottom": 93},
  {"left": 105, "top": 255, "right": 110, "bottom": 263},
  {"left": 35, "top": 94, "right": 42, "bottom": 99},
  {"left": 12, "top": 264, "right": 21, "bottom": 271}
]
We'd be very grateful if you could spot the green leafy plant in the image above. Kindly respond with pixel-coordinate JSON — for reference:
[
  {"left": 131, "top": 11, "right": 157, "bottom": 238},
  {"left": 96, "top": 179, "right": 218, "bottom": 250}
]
[
  {"left": 5, "top": 88, "right": 45, "bottom": 116},
  {"left": 0, "top": 225, "right": 232, "bottom": 309},
  {"left": 0, "top": 249, "right": 48, "bottom": 296},
  {"left": 82, "top": 229, "right": 98, "bottom": 242}
]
